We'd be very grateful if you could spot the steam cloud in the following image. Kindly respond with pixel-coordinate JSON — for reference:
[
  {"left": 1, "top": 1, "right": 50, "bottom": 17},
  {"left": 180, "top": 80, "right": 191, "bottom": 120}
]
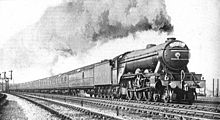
[{"left": 1, "top": 0, "right": 173, "bottom": 79}]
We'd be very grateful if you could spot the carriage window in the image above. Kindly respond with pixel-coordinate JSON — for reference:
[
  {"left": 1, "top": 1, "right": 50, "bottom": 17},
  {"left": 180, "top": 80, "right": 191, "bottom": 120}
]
[{"left": 82, "top": 72, "right": 84, "bottom": 79}]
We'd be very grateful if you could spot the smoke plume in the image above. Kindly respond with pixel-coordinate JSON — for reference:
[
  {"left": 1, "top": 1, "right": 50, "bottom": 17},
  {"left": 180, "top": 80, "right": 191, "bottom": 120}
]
[{"left": 1, "top": 0, "right": 173, "bottom": 80}]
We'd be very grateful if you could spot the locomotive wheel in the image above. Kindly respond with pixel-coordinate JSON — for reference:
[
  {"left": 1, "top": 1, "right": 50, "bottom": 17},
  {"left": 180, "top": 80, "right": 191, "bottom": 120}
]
[
  {"left": 134, "top": 91, "right": 143, "bottom": 101},
  {"left": 109, "top": 94, "right": 114, "bottom": 99},
  {"left": 162, "top": 89, "right": 170, "bottom": 103},
  {"left": 107, "top": 87, "right": 114, "bottom": 99},
  {"left": 162, "top": 94, "right": 170, "bottom": 103},
  {"left": 126, "top": 90, "right": 134, "bottom": 100},
  {"left": 97, "top": 93, "right": 101, "bottom": 98},
  {"left": 126, "top": 80, "right": 134, "bottom": 100},
  {"left": 109, "top": 88, "right": 114, "bottom": 99},
  {"left": 153, "top": 93, "right": 160, "bottom": 102},
  {"left": 143, "top": 91, "right": 152, "bottom": 102},
  {"left": 102, "top": 94, "right": 106, "bottom": 98},
  {"left": 94, "top": 94, "right": 97, "bottom": 98}
]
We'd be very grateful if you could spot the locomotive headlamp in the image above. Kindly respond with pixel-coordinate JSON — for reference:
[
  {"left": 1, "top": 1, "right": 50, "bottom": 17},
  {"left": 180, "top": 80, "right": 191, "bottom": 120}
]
[{"left": 175, "top": 52, "right": 181, "bottom": 59}]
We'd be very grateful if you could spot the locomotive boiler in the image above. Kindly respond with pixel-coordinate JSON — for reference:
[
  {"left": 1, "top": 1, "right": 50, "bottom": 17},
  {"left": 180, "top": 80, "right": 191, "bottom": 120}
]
[{"left": 9, "top": 37, "right": 205, "bottom": 104}]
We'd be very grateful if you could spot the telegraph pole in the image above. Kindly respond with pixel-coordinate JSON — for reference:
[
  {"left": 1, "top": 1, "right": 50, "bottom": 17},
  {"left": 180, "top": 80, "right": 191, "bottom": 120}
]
[
  {"left": 213, "top": 79, "right": 215, "bottom": 97},
  {"left": 9, "top": 70, "right": 13, "bottom": 93},
  {"left": 0, "top": 73, "right": 3, "bottom": 92},
  {"left": 217, "top": 79, "right": 219, "bottom": 97},
  {"left": 3, "top": 72, "right": 8, "bottom": 93},
  {"left": 9, "top": 70, "right": 13, "bottom": 84},
  {"left": 2, "top": 71, "right": 13, "bottom": 93}
]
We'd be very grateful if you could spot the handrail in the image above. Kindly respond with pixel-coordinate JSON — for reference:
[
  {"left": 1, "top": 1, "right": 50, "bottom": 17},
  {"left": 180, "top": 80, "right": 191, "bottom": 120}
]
[{"left": 190, "top": 73, "right": 200, "bottom": 88}]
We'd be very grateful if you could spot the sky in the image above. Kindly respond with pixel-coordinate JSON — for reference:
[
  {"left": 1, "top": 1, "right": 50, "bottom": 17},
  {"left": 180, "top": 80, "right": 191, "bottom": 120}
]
[
  {"left": 0, "top": 0, "right": 63, "bottom": 82},
  {"left": 0, "top": 0, "right": 62, "bottom": 46},
  {"left": 0, "top": 0, "right": 219, "bottom": 94}
]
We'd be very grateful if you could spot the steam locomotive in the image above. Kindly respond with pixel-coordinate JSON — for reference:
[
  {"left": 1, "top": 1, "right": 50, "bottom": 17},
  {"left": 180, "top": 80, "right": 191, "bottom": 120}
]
[{"left": 10, "top": 38, "right": 205, "bottom": 104}]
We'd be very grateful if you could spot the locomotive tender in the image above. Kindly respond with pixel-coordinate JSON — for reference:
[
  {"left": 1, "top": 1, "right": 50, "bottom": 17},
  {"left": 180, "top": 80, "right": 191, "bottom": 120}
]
[{"left": 10, "top": 38, "right": 205, "bottom": 104}]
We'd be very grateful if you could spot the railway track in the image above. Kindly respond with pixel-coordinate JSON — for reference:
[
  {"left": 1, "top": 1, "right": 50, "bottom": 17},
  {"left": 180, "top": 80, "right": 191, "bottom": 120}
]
[
  {"left": 123, "top": 99, "right": 220, "bottom": 113},
  {"left": 26, "top": 92, "right": 220, "bottom": 113},
  {"left": 195, "top": 100, "right": 220, "bottom": 108},
  {"left": 11, "top": 93, "right": 123, "bottom": 120},
  {"left": 13, "top": 92, "right": 220, "bottom": 120}
]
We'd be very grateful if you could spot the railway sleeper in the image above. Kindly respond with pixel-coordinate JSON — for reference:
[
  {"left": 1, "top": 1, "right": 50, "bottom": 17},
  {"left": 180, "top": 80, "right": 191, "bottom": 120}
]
[
  {"left": 190, "top": 105, "right": 197, "bottom": 109},
  {"left": 179, "top": 110, "right": 187, "bottom": 115},
  {"left": 186, "top": 111, "right": 195, "bottom": 116},
  {"left": 166, "top": 114, "right": 175, "bottom": 118},
  {"left": 158, "top": 113, "right": 165, "bottom": 117},
  {"left": 125, "top": 107, "right": 130, "bottom": 111},
  {"left": 148, "top": 106, "right": 153, "bottom": 110},
  {"left": 195, "top": 106, "right": 204, "bottom": 110},
  {"left": 121, "top": 106, "right": 126, "bottom": 111},
  {"left": 195, "top": 112, "right": 204, "bottom": 118},
  {"left": 135, "top": 109, "right": 142, "bottom": 113},
  {"left": 173, "top": 116, "right": 183, "bottom": 120},
  {"left": 203, "top": 113, "right": 214, "bottom": 119},
  {"left": 152, "top": 107, "right": 159, "bottom": 111},
  {"left": 173, "top": 104, "right": 179, "bottom": 108},
  {"left": 213, "top": 114, "right": 220, "bottom": 119},
  {"left": 128, "top": 108, "right": 136, "bottom": 113},
  {"left": 203, "top": 107, "right": 213, "bottom": 111},
  {"left": 139, "top": 112, "right": 152, "bottom": 118},
  {"left": 177, "top": 105, "right": 184, "bottom": 108},
  {"left": 162, "top": 114, "right": 169, "bottom": 119},
  {"left": 212, "top": 108, "right": 219, "bottom": 112},
  {"left": 173, "top": 109, "right": 180, "bottom": 114}
]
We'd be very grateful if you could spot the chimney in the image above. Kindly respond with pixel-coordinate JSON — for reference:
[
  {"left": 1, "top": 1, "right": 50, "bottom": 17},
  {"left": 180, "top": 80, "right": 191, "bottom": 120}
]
[{"left": 166, "top": 37, "right": 176, "bottom": 42}]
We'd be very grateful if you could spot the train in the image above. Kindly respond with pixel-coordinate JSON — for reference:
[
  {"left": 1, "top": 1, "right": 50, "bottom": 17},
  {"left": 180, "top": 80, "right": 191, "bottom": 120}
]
[{"left": 9, "top": 38, "right": 205, "bottom": 104}]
